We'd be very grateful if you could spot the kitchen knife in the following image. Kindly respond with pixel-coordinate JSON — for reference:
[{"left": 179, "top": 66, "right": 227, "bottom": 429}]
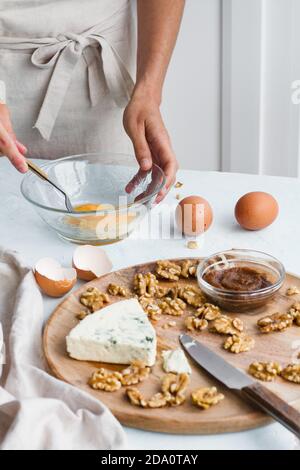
[{"left": 180, "top": 334, "right": 300, "bottom": 438}]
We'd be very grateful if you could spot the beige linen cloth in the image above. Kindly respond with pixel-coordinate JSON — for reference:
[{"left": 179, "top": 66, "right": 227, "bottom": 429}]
[
  {"left": 0, "top": 249, "right": 126, "bottom": 450},
  {"left": 0, "top": 0, "right": 135, "bottom": 158}
]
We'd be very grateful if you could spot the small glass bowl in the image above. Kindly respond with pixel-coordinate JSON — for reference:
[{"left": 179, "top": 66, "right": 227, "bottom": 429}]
[
  {"left": 197, "top": 249, "right": 285, "bottom": 312},
  {"left": 21, "top": 153, "right": 165, "bottom": 245}
]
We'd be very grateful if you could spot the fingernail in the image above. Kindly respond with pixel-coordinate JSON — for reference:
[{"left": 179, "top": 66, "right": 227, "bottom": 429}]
[
  {"left": 18, "top": 162, "right": 28, "bottom": 173},
  {"left": 140, "top": 158, "right": 150, "bottom": 170}
]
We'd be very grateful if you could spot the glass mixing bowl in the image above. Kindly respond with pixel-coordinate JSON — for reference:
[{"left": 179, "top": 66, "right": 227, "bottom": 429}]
[
  {"left": 197, "top": 249, "right": 285, "bottom": 312},
  {"left": 21, "top": 153, "right": 166, "bottom": 245}
]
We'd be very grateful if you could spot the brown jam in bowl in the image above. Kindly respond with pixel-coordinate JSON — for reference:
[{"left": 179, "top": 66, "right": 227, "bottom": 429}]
[
  {"left": 203, "top": 266, "right": 272, "bottom": 292},
  {"left": 198, "top": 249, "right": 285, "bottom": 312}
]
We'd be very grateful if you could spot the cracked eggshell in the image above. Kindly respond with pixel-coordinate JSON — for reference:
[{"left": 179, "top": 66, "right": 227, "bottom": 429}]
[
  {"left": 72, "top": 245, "right": 113, "bottom": 281},
  {"left": 34, "top": 257, "right": 77, "bottom": 297}
]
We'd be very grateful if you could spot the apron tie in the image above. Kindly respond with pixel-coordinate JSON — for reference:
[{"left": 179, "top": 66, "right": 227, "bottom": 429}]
[{"left": 31, "top": 31, "right": 134, "bottom": 140}]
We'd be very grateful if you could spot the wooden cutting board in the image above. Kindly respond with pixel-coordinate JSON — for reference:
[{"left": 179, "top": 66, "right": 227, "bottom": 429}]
[{"left": 43, "top": 258, "right": 300, "bottom": 434}]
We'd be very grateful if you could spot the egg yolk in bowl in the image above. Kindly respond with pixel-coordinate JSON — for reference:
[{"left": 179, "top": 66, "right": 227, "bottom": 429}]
[{"left": 64, "top": 203, "right": 137, "bottom": 240}]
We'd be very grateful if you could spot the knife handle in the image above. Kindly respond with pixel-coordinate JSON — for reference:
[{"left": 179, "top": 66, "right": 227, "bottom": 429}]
[{"left": 242, "top": 382, "right": 300, "bottom": 438}]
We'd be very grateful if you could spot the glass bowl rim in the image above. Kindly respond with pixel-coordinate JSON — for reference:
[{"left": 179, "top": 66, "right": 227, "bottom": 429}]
[
  {"left": 197, "top": 248, "right": 285, "bottom": 296},
  {"left": 20, "top": 153, "right": 166, "bottom": 215}
]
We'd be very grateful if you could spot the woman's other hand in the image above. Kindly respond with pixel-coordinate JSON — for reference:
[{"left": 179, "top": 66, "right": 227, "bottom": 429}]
[
  {"left": 123, "top": 91, "right": 178, "bottom": 203},
  {"left": 124, "top": 0, "right": 184, "bottom": 202},
  {"left": 0, "top": 104, "right": 28, "bottom": 172}
]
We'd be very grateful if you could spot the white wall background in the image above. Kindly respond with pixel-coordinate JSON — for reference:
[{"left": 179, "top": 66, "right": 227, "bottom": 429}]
[
  {"left": 163, "top": 0, "right": 300, "bottom": 177},
  {"left": 261, "top": 0, "right": 300, "bottom": 176}
]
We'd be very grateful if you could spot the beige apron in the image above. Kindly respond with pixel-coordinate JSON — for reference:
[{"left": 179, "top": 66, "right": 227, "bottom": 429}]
[{"left": 0, "top": 0, "right": 136, "bottom": 158}]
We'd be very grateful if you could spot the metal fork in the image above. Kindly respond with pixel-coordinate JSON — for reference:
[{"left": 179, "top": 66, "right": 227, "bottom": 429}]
[{"left": 27, "top": 159, "right": 74, "bottom": 213}]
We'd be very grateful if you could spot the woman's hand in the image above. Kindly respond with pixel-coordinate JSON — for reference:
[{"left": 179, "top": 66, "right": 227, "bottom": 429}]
[
  {"left": 0, "top": 104, "right": 28, "bottom": 172},
  {"left": 123, "top": 91, "right": 178, "bottom": 203}
]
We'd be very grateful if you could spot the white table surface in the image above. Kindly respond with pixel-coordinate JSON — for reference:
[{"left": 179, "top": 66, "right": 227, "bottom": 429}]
[{"left": 1, "top": 158, "right": 299, "bottom": 450}]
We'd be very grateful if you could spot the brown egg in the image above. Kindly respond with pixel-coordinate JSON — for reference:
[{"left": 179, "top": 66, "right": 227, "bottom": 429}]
[
  {"left": 176, "top": 195, "right": 213, "bottom": 236},
  {"left": 235, "top": 192, "right": 279, "bottom": 230}
]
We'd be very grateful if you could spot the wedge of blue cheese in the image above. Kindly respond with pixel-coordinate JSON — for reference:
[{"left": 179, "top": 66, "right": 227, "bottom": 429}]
[{"left": 66, "top": 298, "right": 156, "bottom": 366}]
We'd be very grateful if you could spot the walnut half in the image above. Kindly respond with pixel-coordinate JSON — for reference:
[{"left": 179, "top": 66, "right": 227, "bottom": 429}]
[
  {"left": 178, "top": 285, "right": 205, "bottom": 308},
  {"left": 223, "top": 334, "right": 255, "bottom": 353},
  {"left": 196, "top": 303, "right": 221, "bottom": 321},
  {"left": 281, "top": 363, "right": 300, "bottom": 384},
  {"left": 76, "top": 309, "right": 89, "bottom": 320},
  {"left": 161, "top": 372, "right": 190, "bottom": 406},
  {"left": 126, "top": 388, "right": 148, "bottom": 407},
  {"left": 80, "top": 287, "right": 110, "bottom": 312},
  {"left": 191, "top": 386, "right": 224, "bottom": 410},
  {"left": 107, "top": 283, "right": 130, "bottom": 297},
  {"left": 89, "top": 361, "right": 150, "bottom": 392},
  {"left": 257, "top": 312, "right": 293, "bottom": 333},
  {"left": 286, "top": 286, "right": 300, "bottom": 296},
  {"left": 210, "top": 315, "right": 244, "bottom": 335},
  {"left": 126, "top": 372, "right": 190, "bottom": 408},
  {"left": 88, "top": 368, "right": 123, "bottom": 392},
  {"left": 180, "top": 260, "right": 199, "bottom": 278},
  {"left": 138, "top": 296, "right": 162, "bottom": 321},
  {"left": 288, "top": 302, "right": 300, "bottom": 326},
  {"left": 248, "top": 361, "right": 282, "bottom": 381},
  {"left": 133, "top": 272, "right": 158, "bottom": 297},
  {"left": 147, "top": 393, "right": 170, "bottom": 408},
  {"left": 158, "top": 297, "right": 186, "bottom": 316},
  {"left": 120, "top": 361, "right": 151, "bottom": 386},
  {"left": 156, "top": 260, "right": 182, "bottom": 281},
  {"left": 185, "top": 316, "right": 208, "bottom": 332},
  {"left": 126, "top": 388, "right": 169, "bottom": 408}
]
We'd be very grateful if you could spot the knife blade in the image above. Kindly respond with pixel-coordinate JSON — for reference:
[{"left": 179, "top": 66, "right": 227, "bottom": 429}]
[
  {"left": 180, "top": 334, "right": 300, "bottom": 438},
  {"left": 180, "top": 334, "right": 253, "bottom": 389}
]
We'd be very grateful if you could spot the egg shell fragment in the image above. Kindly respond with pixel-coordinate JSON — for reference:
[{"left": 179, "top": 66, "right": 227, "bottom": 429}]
[
  {"left": 72, "top": 245, "right": 113, "bottom": 281},
  {"left": 34, "top": 257, "right": 77, "bottom": 297}
]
